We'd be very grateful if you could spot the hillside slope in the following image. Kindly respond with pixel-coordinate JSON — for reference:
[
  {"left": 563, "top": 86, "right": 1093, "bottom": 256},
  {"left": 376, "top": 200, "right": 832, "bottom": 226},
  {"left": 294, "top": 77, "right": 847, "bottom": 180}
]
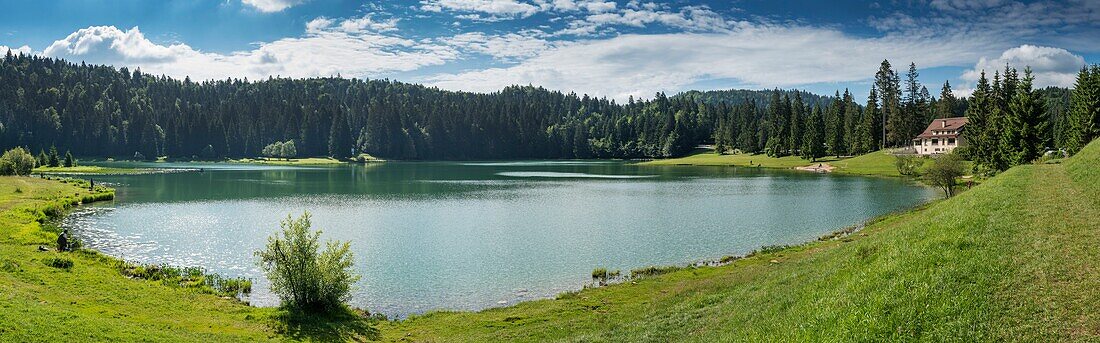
[{"left": 381, "top": 139, "right": 1100, "bottom": 341}]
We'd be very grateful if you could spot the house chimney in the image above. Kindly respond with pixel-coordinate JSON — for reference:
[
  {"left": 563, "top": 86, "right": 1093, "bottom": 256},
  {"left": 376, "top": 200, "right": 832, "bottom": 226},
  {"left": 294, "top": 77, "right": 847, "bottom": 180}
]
[{"left": 941, "top": 120, "right": 946, "bottom": 128}]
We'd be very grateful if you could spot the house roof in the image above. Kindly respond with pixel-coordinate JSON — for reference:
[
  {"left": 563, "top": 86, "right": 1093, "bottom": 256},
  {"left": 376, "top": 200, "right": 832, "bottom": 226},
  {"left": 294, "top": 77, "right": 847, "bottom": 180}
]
[{"left": 915, "top": 117, "right": 968, "bottom": 139}]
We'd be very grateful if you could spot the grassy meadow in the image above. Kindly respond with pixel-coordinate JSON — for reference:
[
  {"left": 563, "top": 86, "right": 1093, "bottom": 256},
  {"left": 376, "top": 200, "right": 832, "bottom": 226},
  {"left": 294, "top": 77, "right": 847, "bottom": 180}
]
[
  {"left": 1, "top": 140, "right": 1097, "bottom": 341},
  {"left": 229, "top": 157, "right": 345, "bottom": 166},
  {"left": 378, "top": 139, "right": 1100, "bottom": 341}
]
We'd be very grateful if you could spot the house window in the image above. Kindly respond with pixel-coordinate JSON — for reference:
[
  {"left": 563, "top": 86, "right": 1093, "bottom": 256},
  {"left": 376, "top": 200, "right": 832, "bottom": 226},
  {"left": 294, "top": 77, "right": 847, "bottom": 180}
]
[
  {"left": 948, "top": 138, "right": 956, "bottom": 145},
  {"left": 932, "top": 138, "right": 938, "bottom": 145}
]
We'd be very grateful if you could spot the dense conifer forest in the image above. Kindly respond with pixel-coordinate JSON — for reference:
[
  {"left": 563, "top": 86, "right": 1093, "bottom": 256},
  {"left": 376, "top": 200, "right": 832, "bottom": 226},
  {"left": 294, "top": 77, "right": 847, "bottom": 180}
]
[{"left": 0, "top": 52, "right": 1093, "bottom": 164}]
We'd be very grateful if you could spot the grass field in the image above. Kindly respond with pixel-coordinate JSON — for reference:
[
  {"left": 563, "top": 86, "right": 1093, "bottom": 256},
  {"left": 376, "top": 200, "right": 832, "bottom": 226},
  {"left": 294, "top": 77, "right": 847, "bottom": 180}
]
[
  {"left": 639, "top": 150, "right": 840, "bottom": 168},
  {"left": 640, "top": 149, "right": 971, "bottom": 178},
  {"left": 229, "top": 157, "right": 345, "bottom": 166},
  {"left": 3, "top": 140, "right": 1098, "bottom": 341},
  {"left": 0, "top": 177, "right": 376, "bottom": 341},
  {"left": 377, "top": 139, "right": 1100, "bottom": 341},
  {"left": 32, "top": 166, "right": 167, "bottom": 175}
]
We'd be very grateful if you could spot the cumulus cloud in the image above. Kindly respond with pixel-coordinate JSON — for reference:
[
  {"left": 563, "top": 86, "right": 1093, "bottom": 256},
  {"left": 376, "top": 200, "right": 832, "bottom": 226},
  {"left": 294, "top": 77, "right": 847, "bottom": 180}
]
[
  {"left": 38, "top": 25, "right": 456, "bottom": 81},
  {"left": 960, "top": 45, "right": 1086, "bottom": 92},
  {"left": 241, "top": 0, "right": 307, "bottom": 13},
  {"left": 442, "top": 32, "right": 552, "bottom": 61},
  {"left": 557, "top": 5, "right": 732, "bottom": 36},
  {"left": 0, "top": 45, "right": 33, "bottom": 56},
  {"left": 420, "top": 0, "right": 541, "bottom": 18},
  {"left": 426, "top": 25, "right": 993, "bottom": 101}
]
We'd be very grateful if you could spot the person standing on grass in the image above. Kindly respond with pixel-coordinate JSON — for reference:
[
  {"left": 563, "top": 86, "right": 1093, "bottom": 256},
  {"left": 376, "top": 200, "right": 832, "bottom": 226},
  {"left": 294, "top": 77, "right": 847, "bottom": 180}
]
[{"left": 57, "top": 229, "right": 69, "bottom": 252}]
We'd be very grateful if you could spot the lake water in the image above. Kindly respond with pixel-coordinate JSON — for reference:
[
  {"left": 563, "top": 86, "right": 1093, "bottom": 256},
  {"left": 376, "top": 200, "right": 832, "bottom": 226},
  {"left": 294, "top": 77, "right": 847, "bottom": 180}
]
[{"left": 61, "top": 160, "right": 935, "bottom": 317}]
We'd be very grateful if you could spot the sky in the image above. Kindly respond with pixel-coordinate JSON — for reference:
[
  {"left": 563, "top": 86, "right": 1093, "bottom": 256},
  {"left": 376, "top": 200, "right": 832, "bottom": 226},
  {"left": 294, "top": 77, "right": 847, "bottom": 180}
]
[{"left": 1, "top": 0, "right": 1098, "bottom": 101}]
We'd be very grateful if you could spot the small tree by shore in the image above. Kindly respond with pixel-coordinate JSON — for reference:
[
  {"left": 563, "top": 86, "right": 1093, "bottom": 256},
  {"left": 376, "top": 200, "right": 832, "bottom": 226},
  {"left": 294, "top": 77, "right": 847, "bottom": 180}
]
[
  {"left": 256, "top": 212, "right": 358, "bottom": 313},
  {"left": 0, "top": 147, "right": 36, "bottom": 176},
  {"left": 925, "top": 153, "right": 966, "bottom": 197}
]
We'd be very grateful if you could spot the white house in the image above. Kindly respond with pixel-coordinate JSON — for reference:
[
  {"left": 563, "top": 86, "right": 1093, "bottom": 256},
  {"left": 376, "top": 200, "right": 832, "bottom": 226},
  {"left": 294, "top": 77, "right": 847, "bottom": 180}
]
[{"left": 912, "top": 117, "right": 968, "bottom": 155}]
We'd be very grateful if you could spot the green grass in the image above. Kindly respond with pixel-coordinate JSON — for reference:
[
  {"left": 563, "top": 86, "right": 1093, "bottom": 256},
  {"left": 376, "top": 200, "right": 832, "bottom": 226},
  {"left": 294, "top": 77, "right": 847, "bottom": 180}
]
[
  {"left": 378, "top": 139, "right": 1100, "bottom": 341},
  {"left": 229, "top": 157, "right": 345, "bottom": 166},
  {"left": 639, "top": 150, "right": 840, "bottom": 168},
  {"left": 0, "top": 176, "right": 377, "bottom": 341},
  {"left": 828, "top": 150, "right": 907, "bottom": 176},
  {"left": 5, "top": 140, "right": 1099, "bottom": 341},
  {"left": 32, "top": 166, "right": 159, "bottom": 175}
]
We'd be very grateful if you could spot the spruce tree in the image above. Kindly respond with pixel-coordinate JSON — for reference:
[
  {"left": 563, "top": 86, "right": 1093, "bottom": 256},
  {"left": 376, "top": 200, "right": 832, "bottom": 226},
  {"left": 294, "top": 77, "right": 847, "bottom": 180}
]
[
  {"left": 64, "top": 150, "right": 74, "bottom": 167},
  {"left": 964, "top": 71, "right": 993, "bottom": 170},
  {"left": 876, "top": 60, "right": 903, "bottom": 147},
  {"left": 801, "top": 104, "right": 826, "bottom": 162},
  {"left": 48, "top": 146, "right": 60, "bottom": 167},
  {"left": 1065, "top": 65, "right": 1100, "bottom": 154},
  {"left": 789, "top": 92, "right": 804, "bottom": 155},
  {"left": 938, "top": 81, "right": 958, "bottom": 119},
  {"left": 842, "top": 89, "right": 861, "bottom": 155},
  {"left": 1002, "top": 67, "right": 1047, "bottom": 166},
  {"left": 859, "top": 86, "right": 881, "bottom": 153},
  {"left": 826, "top": 92, "right": 845, "bottom": 157}
]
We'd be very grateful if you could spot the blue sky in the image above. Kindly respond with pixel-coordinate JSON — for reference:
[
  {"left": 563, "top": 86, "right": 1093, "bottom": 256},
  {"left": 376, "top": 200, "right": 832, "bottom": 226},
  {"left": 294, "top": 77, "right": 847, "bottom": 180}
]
[{"left": 1, "top": 0, "right": 1097, "bottom": 101}]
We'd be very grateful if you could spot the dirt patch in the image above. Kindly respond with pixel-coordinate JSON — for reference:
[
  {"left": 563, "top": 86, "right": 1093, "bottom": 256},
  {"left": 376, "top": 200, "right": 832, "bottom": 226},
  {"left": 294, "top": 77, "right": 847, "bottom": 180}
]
[{"left": 795, "top": 163, "right": 835, "bottom": 173}]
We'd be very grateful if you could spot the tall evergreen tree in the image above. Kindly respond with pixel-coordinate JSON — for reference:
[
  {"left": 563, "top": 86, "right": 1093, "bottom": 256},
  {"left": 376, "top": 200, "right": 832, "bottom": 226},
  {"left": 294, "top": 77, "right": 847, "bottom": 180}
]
[
  {"left": 1001, "top": 67, "right": 1048, "bottom": 165},
  {"left": 938, "top": 81, "right": 958, "bottom": 119},
  {"left": 965, "top": 71, "right": 996, "bottom": 170},
  {"left": 1065, "top": 65, "right": 1100, "bottom": 154},
  {"left": 876, "top": 60, "right": 903, "bottom": 147},
  {"left": 801, "top": 104, "right": 826, "bottom": 162},
  {"left": 789, "top": 92, "right": 804, "bottom": 155}
]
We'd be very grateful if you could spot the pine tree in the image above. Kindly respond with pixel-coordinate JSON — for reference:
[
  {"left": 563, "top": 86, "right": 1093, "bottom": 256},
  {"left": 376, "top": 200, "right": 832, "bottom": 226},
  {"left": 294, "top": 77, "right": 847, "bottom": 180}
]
[
  {"left": 842, "top": 89, "right": 860, "bottom": 155},
  {"left": 857, "top": 86, "right": 881, "bottom": 153},
  {"left": 1001, "top": 67, "right": 1048, "bottom": 166},
  {"left": 37, "top": 150, "right": 48, "bottom": 167},
  {"left": 765, "top": 90, "right": 790, "bottom": 157},
  {"left": 876, "top": 60, "right": 903, "bottom": 147},
  {"left": 48, "top": 146, "right": 60, "bottom": 167},
  {"left": 1065, "top": 65, "right": 1100, "bottom": 154},
  {"left": 826, "top": 92, "right": 845, "bottom": 157},
  {"left": 789, "top": 92, "right": 804, "bottom": 155},
  {"left": 938, "top": 81, "right": 958, "bottom": 119},
  {"left": 64, "top": 150, "right": 74, "bottom": 167},
  {"left": 801, "top": 104, "right": 826, "bottom": 162},
  {"left": 737, "top": 102, "right": 759, "bottom": 153},
  {"left": 328, "top": 108, "right": 352, "bottom": 158},
  {"left": 965, "top": 71, "right": 995, "bottom": 171}
]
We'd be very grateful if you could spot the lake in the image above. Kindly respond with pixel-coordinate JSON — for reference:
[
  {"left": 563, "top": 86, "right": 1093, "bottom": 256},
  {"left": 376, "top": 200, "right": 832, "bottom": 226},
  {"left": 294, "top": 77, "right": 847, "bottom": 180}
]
[{"left": 61, "top": 160, "right": 936, "bottom": 318}]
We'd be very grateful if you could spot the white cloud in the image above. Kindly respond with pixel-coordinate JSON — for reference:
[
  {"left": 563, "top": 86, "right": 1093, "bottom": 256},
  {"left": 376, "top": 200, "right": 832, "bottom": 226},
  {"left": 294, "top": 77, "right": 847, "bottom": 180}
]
[
  {"left": 960, "top": 45, "right": 1086, "bottom": 91},
  {"left": 305, "top": 17, "right": 335, "bottom": 33},
  {"left": 558, "top": 5, "right": 732, "bottom": 36},
  {"left": 0, "top": 45, "right": 32, "bottom": 56},
  {"left": 443, "top": 32, "right": 552, "bottom": 61},
  {"left": 241, "top": 0, "right": 306, "bottom": 13},
  {"left": 426, "top": 25, "right": 994, "bottom": 101},
  {"left": 420, "top": 0, "right": 541, "bottom": 18},
  {"left": 38, "top": 25, "right": 456, "bottom": 81}
]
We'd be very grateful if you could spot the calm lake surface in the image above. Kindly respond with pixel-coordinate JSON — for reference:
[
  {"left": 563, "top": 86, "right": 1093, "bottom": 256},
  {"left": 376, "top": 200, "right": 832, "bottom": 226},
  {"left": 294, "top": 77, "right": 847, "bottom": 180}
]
[{"left": 62, "top": 160, "right": 936, "bottom": 317}]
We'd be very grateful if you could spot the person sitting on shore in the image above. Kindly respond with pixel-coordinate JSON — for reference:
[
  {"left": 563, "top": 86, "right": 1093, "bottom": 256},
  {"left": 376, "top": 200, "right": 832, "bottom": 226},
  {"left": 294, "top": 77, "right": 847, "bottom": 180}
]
[{"left": 57, "top": 229, "right": 69, "bottom": 252}]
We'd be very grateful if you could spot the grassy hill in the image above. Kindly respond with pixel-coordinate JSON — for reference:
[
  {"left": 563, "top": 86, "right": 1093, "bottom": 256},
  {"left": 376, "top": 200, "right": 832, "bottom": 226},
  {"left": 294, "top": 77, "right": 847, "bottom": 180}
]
[
  {"left": 379, "top": 139, "right": 1100, "bottom": 341},
  {"left": 2, "top": 140, "right": 1098, "bottom": 341}
]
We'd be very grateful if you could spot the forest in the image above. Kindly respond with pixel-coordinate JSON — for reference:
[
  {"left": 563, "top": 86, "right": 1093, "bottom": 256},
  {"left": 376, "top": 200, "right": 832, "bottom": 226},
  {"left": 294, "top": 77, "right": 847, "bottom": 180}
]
[{"left": 0, "top": 51, "right": 1095, "bottom": 167}]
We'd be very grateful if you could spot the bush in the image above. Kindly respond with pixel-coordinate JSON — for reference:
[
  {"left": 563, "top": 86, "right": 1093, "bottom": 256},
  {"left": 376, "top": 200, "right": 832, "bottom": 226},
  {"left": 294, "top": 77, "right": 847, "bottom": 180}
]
[
  {"left": 894, "top": 154, "right": 923, "bottom": 176},
  {"left": 44, "top": 257, "right": 74, "bottom": 270},
  {"left": 256, "top": 212, "right": 358, "bottom": 313},
  {"left": 924, "top": 153, "right": 966, "bottom": 197},
  {"left": 591, "top": 267, "right": 621, "bottom": 285},
  {"left": 0, "top": 147, "right": 37, "bottom": 176}
]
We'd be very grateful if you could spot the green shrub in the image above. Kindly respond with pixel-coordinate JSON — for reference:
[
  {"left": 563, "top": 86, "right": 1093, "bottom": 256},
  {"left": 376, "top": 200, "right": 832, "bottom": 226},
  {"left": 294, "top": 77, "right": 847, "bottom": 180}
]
[
  {"left": 894, "top": 154, "right": 923, "bottom": 176},
  {"left": 629, "top": 265, "right": 683, "bottom": 279},
  {"left": 256, "top": 212, "right": 359, "bottom": 313},
  {"left": 924, "top": 153, "right": 966, "bottom": 197},
  {"left": 591, "top": 267, "right": 621, "bottom": 285},
  {"left": 0, "top": 147, "right": 37, "bottom": 176},
  {"left": 44, "top": 257, "right": 74, "bottom": 270}
]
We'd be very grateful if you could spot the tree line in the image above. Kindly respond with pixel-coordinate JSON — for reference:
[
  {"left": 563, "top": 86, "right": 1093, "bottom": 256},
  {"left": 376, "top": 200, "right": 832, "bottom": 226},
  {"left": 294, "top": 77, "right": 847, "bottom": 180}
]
[
  {"left": 963, "top": 64, "right": 1099, "bottom": 172},
  {"left": 0, "top": 52, "right": 1091, "bottom": 163}
]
